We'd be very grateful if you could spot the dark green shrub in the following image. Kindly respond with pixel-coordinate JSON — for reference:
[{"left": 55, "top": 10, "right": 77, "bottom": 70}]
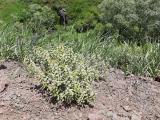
[
  {"left": 16, "top": 4, "right": 55, "bottom": 34},
  {"left": 74, "top": 20, "right": 96, "bottom": 33}
]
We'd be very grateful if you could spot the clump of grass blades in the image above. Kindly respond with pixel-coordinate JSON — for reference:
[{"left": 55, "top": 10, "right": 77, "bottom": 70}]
[
  {"left": 0, "top": 23, "right": 32, "bottom": 60},
  {"left": 103, "top": 39, "right": 160, "bottom": 77}
]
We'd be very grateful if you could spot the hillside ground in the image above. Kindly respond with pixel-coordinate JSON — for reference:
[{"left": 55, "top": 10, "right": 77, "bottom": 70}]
[{"left": 0, "top": 61, "right": 160, "bottom": 120}]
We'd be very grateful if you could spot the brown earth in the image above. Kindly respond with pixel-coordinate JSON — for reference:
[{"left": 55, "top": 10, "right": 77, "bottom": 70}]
[{"left": 0, "top": 61, "right": 160, "bottom": 120}]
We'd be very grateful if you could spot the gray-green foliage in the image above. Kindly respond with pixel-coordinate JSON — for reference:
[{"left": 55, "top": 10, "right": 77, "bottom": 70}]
[
  {"left": 99, "top": 0, "right": 160, "bottom": 41},
  {"left": 24, "top": 45, "right": 99, "bottom": 105}
]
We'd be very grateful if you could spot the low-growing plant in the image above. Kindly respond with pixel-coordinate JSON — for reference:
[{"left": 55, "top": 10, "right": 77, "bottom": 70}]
[{"left": 24, "top": 45, "right": 99, "bottom": 105}]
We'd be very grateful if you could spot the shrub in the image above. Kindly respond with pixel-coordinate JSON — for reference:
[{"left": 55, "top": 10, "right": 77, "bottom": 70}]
[
  {"left": 99, "top": 0, "right": 160, "bottom": 41},
  {"left": 16, "top": 4, "right": 55, "bottom": 34},
  {"left": 24, "top": 45, "right": 99, "bottom": 105},
  {"left": 74, "top": 20, "right": 96, "bottom": 33}
]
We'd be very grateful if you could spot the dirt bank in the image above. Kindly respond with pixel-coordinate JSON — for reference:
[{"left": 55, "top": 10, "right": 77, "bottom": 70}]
[{"left": 0, "top": 61, "right": 160, "bottom": 120}]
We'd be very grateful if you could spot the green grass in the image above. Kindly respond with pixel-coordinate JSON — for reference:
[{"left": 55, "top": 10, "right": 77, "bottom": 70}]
[
  {"left": 0, "top": 0, "right": 26, "bottom": 23},
  {"left": 1, "top": 24, "right": 160, "bottom": 77},
  {"left": 51, "top": 29, "right": 160, "bottom": 76}
]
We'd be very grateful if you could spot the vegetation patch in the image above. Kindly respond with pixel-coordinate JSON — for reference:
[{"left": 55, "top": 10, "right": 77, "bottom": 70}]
[
  {"left": 24, "top": 45, "right": 99, "bottom": 105},
  {"left": 99, "top": 0, "right": 160, "bottom": 41},
  {"left": 0, "top": 0, "right": 26, "bottom": 23}
]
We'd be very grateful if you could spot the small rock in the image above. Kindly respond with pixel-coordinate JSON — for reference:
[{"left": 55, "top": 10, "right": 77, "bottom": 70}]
[
  {"left": 0, "top": 82, "right": 9, "bottom": 93},
  {"left": 0, "top": 64, "right": 7, "bottom": 70},
  {"left": 119, "top": 71, "right": 125, "bottom": 75},
  {"left": 154, "top": 76, "right": 160, "bottom": 82},
  {"left": 88, "top": 113, "right": 104, "bottom": 120},
  {"left": 0, "top": 106, "right": 8, "bottom": 114},
  {"left": 109, "top": 68, "right": 115, "bottom": 73},
  {"left": 155, "top": 114, "right": 160, "bottom": 119},
  {"left": 125, "top": 74, "right": 135, "bottom": 79},
  {"left": 98, "top": 77, "right": 106, "bottom": 81},
  {"left": 107, "top": 111, "right": 118, "bottom": 119},
  {"left": 74, "top": 112, "right": 83, "bottom": 119},
  {"left": 131, "top": 112, "right": 141, "bottom": 120},
  {"left": 0, "top": 109, "right": 3, "bottom": 114},
  {"left": 122, "top": 106, "right": 132, "bottom": 112}
]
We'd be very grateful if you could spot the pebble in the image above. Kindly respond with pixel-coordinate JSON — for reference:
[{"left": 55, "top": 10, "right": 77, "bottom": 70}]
[
  {"left": 155, "top": 76, "right": 160, "bottom": 82},
  {"left": 122, "top": 106, "right": 132, "bottom": 112},
  {"left": 0, "top": 81, "right": 9, "bottom": 93},
  {"left": 0, "top": 64, "right": 7, "bottom": 70},
  {"left": 131, "top": 112, "right": 141, "bottom": 120},
  {"left": 88, "top": 112, "right": 105, "bottom": 120}
]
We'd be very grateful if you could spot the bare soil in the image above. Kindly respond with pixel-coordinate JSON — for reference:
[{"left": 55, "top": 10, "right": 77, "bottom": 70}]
[{"left": 0, "top": 61, "right": 160, "bottom": 120}]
